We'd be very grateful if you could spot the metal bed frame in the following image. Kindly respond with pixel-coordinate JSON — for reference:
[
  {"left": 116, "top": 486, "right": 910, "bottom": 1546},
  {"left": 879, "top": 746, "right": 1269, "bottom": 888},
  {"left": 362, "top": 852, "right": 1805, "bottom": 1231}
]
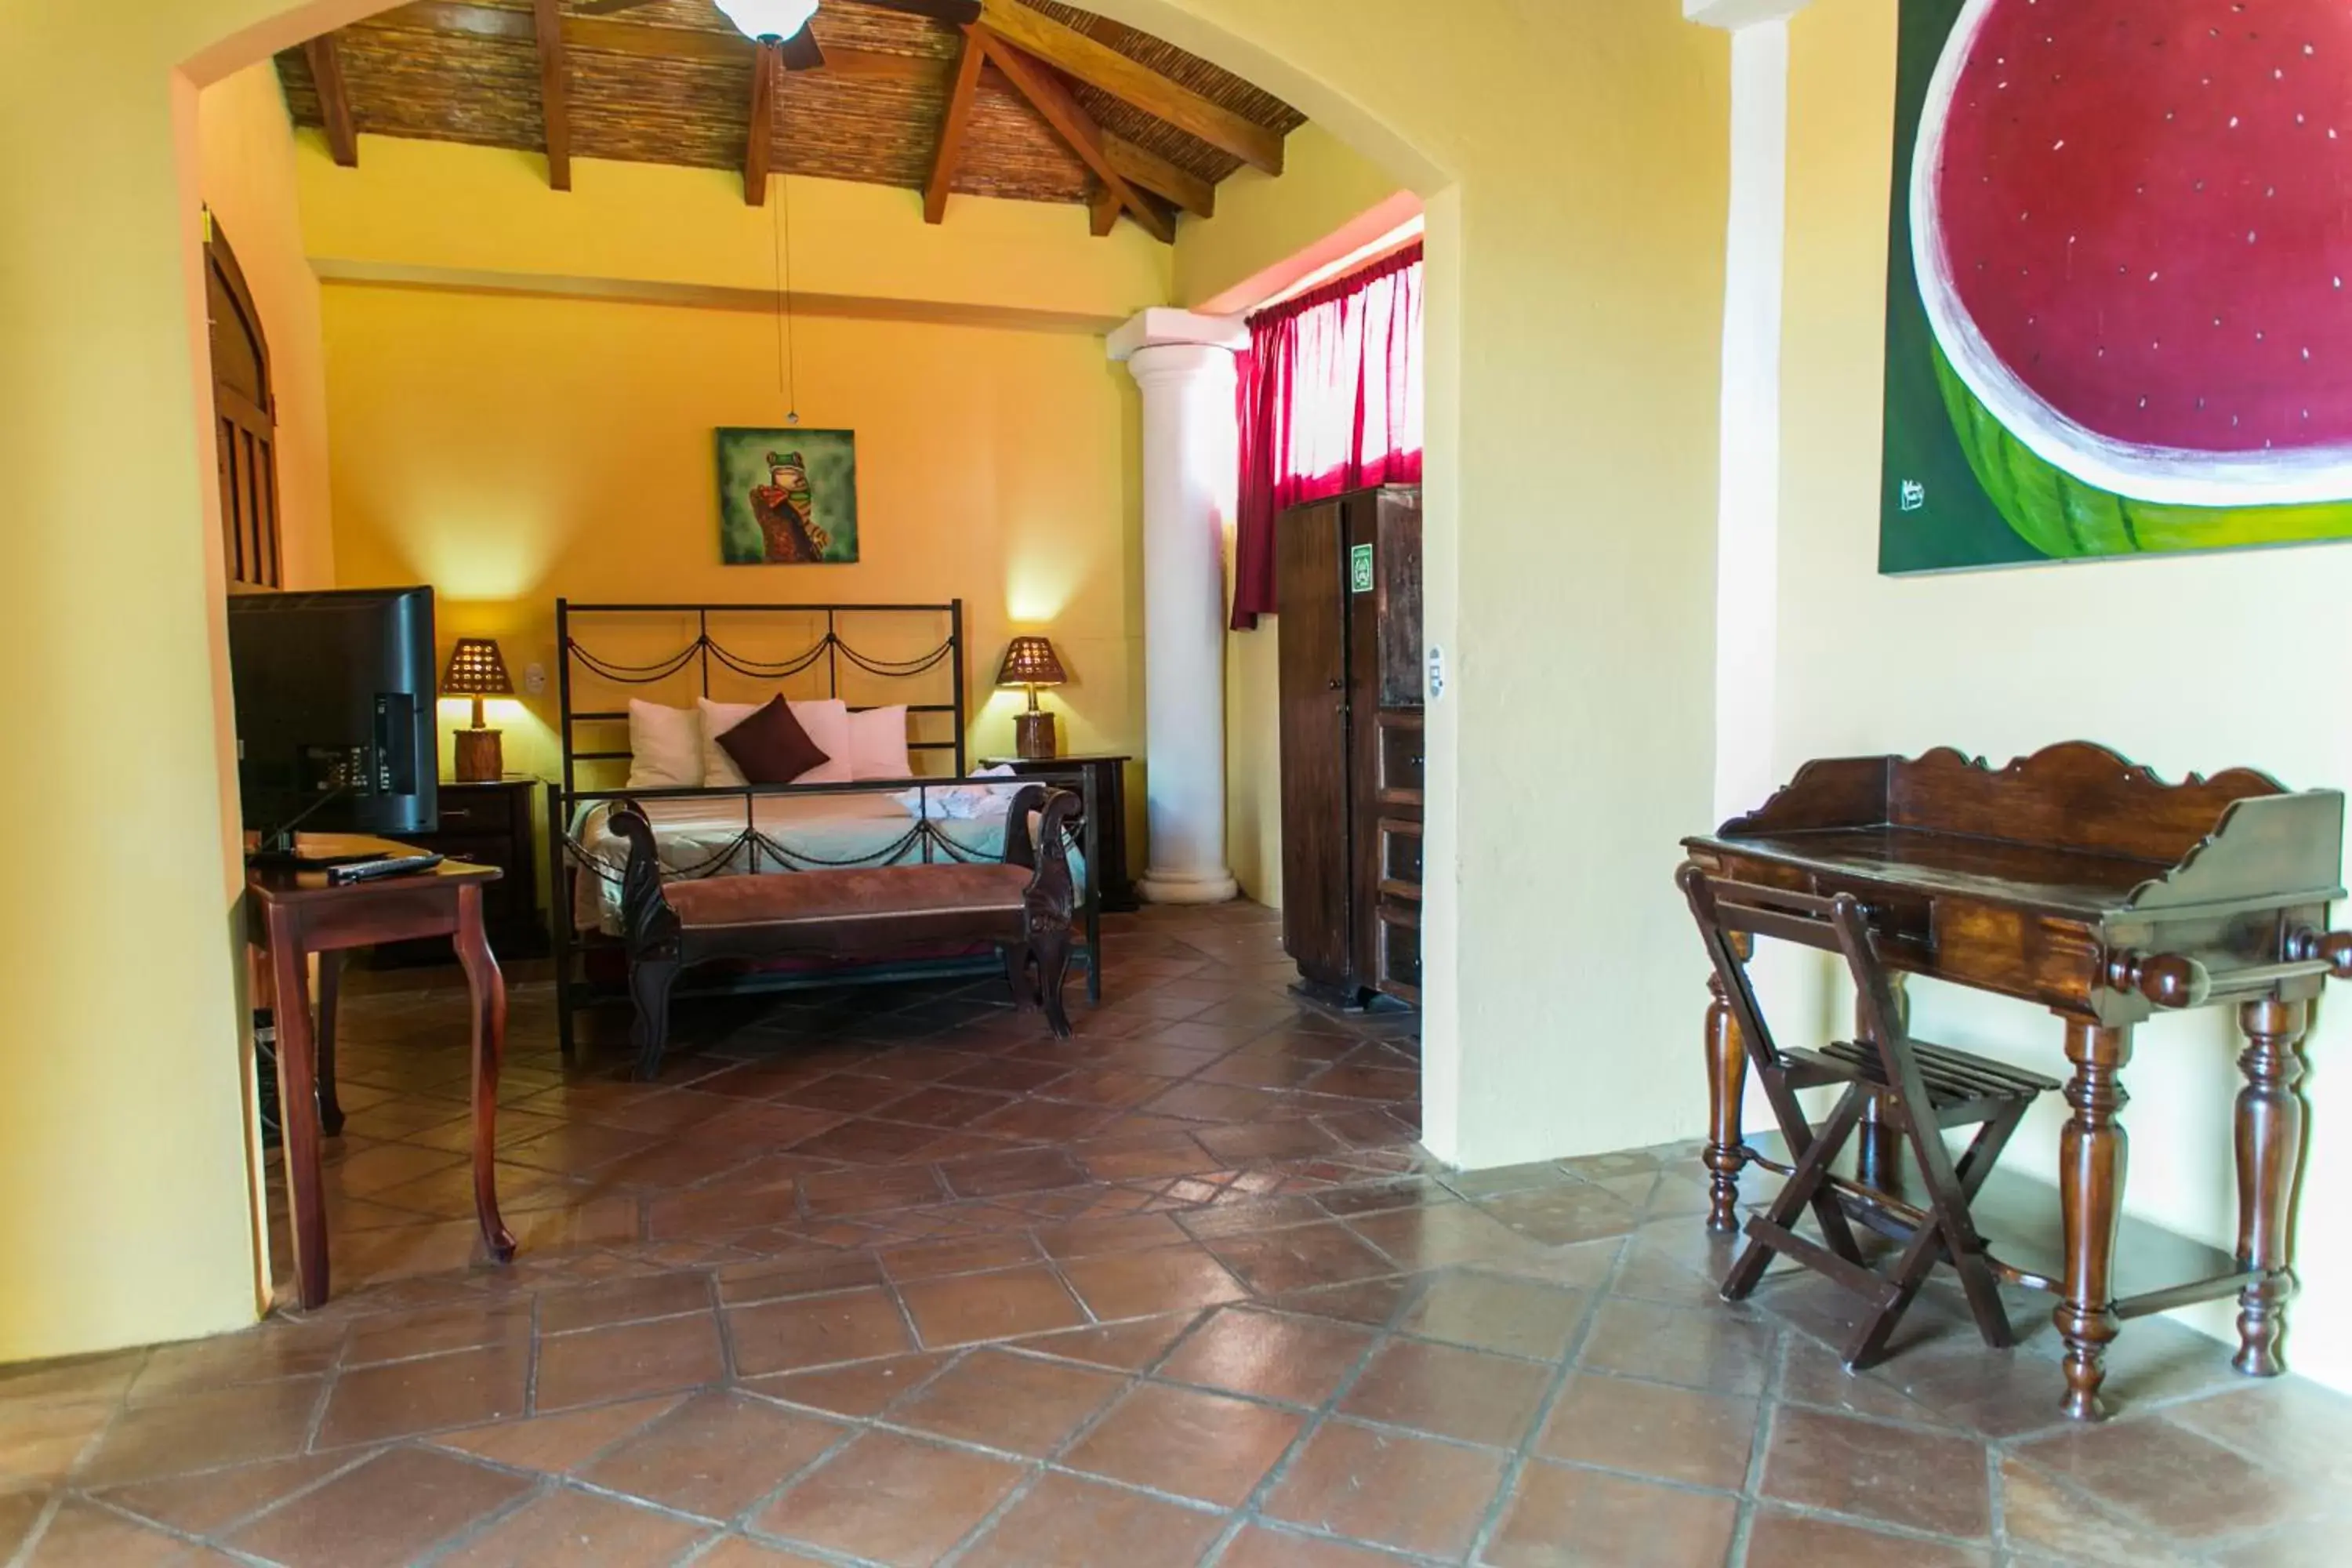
[{"left": 546, "top": 598, "right": 1099, "bottom": 1055}]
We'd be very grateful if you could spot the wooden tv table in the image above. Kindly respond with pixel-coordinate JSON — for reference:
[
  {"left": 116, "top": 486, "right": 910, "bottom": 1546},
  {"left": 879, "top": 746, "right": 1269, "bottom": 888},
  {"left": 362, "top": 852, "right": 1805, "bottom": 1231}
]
[
  {"left": 247, "top": 834, "right": 516, "bottom": 1308},
  {"left": 1683, "top": 742, "right": 2352, "bottom": 1420}
]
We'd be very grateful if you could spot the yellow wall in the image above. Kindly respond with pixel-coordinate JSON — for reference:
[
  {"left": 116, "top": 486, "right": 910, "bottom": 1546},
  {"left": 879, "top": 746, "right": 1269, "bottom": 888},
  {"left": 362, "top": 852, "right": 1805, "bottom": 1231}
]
[
  {"left": 4, "top": 0, "right": 1730, "bottom": 1360},
  {"left": 0, "top": 1, "right": 318, "bottom": 1365},
  {"left": 201, "top": 63, "right": 336, "bottom": 590},
  {"left": 1780, "top": 0, "right": 2352, "bottom": 1388},
  {"left": 1174, "top": 122, "right": 1404, "bottom": 313},
  {"left": 324, "top": 281, "right": 1146, "bottom": 815},
  {"left": 1099, "top": 0, "right": 1733, "bottom": 1167},
  {"left": 297, "top": 136, "right": 1171, "bottom": 327},
  {"left": 307, "top": 139, "right": 1161, "bottom": 873}
]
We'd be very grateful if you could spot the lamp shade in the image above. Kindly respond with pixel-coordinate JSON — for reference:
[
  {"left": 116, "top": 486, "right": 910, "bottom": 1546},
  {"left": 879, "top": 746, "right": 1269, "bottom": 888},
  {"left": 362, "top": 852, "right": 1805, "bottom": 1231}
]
[
  {"left": 441, "top": 637, "right": 514, "bottom": 697},
  {"left": 714, "top": 0, "right": 820, "bottom": 41},
  {"left": 996, "top": 636, "right": 1068, "bottom": 688}
]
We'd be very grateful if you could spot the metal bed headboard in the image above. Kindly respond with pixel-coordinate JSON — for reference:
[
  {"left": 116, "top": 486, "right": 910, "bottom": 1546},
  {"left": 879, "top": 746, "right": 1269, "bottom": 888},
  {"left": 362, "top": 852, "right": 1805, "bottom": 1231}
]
[{"left": 554, "top": 599, "right": 967, "bottom": 796}]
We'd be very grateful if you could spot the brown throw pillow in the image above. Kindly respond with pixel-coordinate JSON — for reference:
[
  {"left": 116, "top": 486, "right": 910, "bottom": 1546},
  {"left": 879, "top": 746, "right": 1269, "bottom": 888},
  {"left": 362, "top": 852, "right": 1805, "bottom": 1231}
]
[{"left": 714, "top": 695, "right": 832, "bottom": 785}]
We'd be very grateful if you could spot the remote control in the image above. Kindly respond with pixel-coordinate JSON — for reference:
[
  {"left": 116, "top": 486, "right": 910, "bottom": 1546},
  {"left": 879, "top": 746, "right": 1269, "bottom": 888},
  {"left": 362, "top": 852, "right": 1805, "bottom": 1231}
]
[{"left": 325, "top": 853, "right": 443, "bottom": 885}]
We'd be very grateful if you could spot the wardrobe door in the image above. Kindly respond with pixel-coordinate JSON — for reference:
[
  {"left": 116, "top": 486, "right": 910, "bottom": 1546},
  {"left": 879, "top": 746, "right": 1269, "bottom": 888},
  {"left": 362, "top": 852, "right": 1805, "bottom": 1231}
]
[
  {"left": 1276, "top": 499, "right": 1352, "bottom": 987},
  {"left": 1344, "top": 493, "right": 1384, "bottom": 985}
]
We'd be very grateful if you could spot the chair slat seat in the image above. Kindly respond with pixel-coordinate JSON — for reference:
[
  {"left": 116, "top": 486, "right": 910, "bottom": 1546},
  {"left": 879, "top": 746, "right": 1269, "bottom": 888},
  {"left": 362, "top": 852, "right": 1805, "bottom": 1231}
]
[{"left": 1806, "top": 1037, "right": 2061, "bottom": 1104}]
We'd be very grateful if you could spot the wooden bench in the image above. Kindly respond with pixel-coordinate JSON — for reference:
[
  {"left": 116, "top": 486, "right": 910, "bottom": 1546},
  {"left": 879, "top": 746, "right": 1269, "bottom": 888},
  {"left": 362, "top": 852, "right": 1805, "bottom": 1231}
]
[{"left": 611, "top": 785, "right": 1083, "bottom": 1080}]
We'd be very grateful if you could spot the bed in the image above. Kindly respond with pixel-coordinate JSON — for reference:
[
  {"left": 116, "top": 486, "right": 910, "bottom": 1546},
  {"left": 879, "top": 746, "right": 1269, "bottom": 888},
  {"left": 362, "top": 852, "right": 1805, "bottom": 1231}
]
[{"left": 546, "top": 600, "right": 1100, "bottom": 1054}]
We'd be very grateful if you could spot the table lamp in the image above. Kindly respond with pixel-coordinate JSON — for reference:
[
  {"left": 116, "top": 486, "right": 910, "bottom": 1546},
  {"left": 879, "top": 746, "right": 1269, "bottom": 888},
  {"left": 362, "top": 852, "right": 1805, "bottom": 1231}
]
[
  {"left": 996, "top": 635, "right": 1068, "bottom": 760},
  {"left": 441, "top": 637, "right": 514, "bottom": 783}
]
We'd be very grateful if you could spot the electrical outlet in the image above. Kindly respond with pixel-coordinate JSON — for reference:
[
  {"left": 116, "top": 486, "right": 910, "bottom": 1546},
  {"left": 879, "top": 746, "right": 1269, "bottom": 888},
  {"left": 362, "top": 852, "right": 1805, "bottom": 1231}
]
[
  {"left": 1427, "top": 644, "right": 1446, "bottom": 702},
  {"left": 524, "top": 662, "right": 548, "bottom": 697}
]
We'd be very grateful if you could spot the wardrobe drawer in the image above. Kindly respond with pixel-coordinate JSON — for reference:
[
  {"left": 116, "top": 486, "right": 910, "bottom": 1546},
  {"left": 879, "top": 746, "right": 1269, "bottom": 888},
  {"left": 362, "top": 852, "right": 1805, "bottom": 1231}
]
[
  {"left": 1377, "top": 817, "right": 1422, "bottom": 899},
  {"left": 1375, "top": 711, "right": 1424, "bottom": 806},
  {"left": 1376, "top": 902, "right": 1421, "bottom": 1004}
]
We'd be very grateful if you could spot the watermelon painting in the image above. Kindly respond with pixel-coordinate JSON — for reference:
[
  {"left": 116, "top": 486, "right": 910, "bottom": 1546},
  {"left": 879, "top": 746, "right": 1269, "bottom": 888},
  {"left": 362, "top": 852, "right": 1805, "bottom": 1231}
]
[{"left": 1879, "top": 0, "right": 2352, "bottom": 572}]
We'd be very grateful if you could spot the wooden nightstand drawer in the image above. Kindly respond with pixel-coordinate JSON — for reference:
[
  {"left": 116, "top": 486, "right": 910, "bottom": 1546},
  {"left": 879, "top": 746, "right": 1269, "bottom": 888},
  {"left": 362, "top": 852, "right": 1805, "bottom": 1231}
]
[{"left": 376, "top": 777, "right": 543, "bottom": 964}]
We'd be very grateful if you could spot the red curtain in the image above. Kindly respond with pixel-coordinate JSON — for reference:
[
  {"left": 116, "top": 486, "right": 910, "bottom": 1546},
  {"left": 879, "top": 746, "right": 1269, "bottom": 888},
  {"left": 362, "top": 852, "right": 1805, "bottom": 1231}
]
[{"left": 1231, "top": 242, "right": 1424, "bottom": 630}]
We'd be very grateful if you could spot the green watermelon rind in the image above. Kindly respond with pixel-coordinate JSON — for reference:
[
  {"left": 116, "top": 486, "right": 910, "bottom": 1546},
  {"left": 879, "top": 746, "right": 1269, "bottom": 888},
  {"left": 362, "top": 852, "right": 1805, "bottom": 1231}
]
[{"left": 1930, "top": 342, "right": 2352, "bottom": 558}]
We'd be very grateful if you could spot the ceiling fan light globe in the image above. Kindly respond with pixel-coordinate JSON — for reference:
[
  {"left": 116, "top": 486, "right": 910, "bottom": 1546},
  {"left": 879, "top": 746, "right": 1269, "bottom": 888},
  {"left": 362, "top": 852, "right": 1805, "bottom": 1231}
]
[{"left": 714, "top": 0, "right": 821, "bottom": 42}]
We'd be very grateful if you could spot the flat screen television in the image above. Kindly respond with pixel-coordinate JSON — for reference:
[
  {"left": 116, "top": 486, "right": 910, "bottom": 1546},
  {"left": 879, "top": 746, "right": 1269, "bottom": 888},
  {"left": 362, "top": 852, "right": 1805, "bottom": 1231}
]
[{"left": 227, "top": 586, "right": 438, "bottom": 853}]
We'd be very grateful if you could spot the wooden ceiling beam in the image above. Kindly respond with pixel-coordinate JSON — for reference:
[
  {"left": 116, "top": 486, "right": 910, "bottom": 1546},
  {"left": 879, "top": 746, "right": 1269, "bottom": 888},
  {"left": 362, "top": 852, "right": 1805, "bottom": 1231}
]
[
  {"left": 1087, "top": 180, "right": 1121, "bottom": 238},
  {"left": 379, "top": 4, "right": 949, "bottom": 81},
  {"left": 925, "top": 30, "right": 986, "bottom": 225},
  {"left": 978, "top": 30, "right": 1172, "bottom": 242},
  {"left": 315, "top": 4, "right": 1251, "bottom": 226},
  {"left": 530, "top": 0, "right": 571, "bottom": 191},
  {"left": 744, "top": 38, "right": 779, "bottom": 205},
  {"left": 303, "top": 34, "right": 360, "bottom": 166},
  {"left": 975, "top": 0, "right": 1281, "bottom": 175},
  {"left": 1102, "top": 133, "right": 1212, "bottom": 219}
]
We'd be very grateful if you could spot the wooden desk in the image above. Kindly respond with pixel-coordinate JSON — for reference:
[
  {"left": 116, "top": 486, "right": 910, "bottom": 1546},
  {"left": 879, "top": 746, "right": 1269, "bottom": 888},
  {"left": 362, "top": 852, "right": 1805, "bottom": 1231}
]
[
  {"left": 247, "top": 836, "right": 516, "bottom": 1308},
  {"left": 1684, "top": 743, "right": 2352, "bottom": 1420}
]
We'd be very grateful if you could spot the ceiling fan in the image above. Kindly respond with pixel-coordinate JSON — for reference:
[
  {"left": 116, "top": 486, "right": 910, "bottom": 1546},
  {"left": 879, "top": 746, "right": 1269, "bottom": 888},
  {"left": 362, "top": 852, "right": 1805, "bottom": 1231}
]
[{"left": 573, "top": 0, "right": 983, "bottom": 71}]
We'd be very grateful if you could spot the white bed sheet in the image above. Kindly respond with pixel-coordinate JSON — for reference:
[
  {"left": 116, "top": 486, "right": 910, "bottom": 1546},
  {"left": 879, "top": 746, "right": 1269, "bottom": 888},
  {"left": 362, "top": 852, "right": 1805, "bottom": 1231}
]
[{"left": 568, "top": 792, "right": 1080, "bottom": 935}]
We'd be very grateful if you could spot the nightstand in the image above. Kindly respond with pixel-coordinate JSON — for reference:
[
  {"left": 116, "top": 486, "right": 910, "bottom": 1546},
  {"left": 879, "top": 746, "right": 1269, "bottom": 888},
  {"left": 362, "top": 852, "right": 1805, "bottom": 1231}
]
[
  {"left": 376, "top": 776, "right": 546, "bottom": 962},
  {"left": 981, "top": 753, "right": 1138, "bottom": 912}
]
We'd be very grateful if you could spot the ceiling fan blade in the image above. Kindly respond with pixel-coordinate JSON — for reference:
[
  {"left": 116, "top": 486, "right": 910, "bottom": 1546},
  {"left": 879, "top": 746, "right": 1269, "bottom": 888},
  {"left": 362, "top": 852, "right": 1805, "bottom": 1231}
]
[
  {"left": 779, "top": 27, "right": 826, "bottom": 69},
  {"left": 855, "top": 0, "right": 983, "bottom": 24},
  {"left": 572, "top": 0, "right": 668, "bottom": 16}
]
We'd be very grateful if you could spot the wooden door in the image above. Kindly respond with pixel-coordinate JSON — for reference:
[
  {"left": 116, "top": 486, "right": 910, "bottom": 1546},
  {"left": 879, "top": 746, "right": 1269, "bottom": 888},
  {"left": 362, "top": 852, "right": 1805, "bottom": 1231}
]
[
  {"left": 206, "top": 217, "right": 282, "bottom": 590},
  {"left": 1276, "top": 499, "right": 1352, "bottom": 986}
]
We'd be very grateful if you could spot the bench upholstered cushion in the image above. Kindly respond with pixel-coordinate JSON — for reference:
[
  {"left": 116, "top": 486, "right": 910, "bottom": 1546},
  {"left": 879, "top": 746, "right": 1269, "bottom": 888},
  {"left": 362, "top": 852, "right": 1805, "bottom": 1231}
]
[{"left": 662, "top": 862, "right": 1033, "bottom": 931}]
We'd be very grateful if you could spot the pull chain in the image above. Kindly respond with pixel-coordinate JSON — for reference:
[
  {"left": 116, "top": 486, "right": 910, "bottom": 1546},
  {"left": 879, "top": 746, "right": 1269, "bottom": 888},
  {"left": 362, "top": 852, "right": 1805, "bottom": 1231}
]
[{"left": 771, "top": 121, "right": 800, "bottom": 427}]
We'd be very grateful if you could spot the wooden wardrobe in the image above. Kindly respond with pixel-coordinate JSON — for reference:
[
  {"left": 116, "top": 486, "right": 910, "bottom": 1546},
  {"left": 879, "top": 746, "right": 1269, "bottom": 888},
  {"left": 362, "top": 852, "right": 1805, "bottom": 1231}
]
[{"left": 1275, "top": 485, "right": 1424, "bottom": 1006}]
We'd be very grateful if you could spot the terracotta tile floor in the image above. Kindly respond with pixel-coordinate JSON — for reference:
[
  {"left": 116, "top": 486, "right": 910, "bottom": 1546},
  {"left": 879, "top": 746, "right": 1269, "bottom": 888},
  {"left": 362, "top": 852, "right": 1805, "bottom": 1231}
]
[{"left": 4, "top": 902, "right": 2351, "bottom": 1563}]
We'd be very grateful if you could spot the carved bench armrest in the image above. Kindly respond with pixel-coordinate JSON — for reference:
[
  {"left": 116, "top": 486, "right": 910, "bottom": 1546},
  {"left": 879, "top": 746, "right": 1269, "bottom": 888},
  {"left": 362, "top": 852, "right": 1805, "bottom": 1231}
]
[{"left": 610, "top": 800, "right": 681, "bottom": 961}]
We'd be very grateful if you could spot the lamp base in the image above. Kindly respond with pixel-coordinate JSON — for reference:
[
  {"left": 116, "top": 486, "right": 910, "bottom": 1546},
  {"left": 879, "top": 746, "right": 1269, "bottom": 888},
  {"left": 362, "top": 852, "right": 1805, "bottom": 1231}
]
[
  {"left": 1014, "top": 711, "right": 1058, "bottom": 760},
  {"left": 453, "top": 728, "right": 504, "bottom": 784}
]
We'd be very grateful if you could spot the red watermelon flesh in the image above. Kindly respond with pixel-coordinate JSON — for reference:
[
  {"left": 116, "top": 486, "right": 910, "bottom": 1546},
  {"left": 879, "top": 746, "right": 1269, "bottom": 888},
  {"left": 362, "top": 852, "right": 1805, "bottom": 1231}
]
[{"left": 1919, "top": 0, "right": 2352, "bottom": 499}]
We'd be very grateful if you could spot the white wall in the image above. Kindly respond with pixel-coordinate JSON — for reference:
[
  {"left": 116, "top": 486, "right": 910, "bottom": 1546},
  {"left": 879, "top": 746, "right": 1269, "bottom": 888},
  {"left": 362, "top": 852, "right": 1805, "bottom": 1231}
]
[{"left": 1777, "top": 0, "right": 2352, "bottom": 1390}]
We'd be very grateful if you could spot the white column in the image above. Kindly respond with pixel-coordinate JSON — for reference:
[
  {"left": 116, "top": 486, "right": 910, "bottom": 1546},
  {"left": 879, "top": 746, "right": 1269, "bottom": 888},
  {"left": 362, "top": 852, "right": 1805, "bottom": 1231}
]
[
  {"left": 1687, "top": 0, "right": 1807, "bottom": 822},
  {"left": 1110, "top": 308, "right": 1247, "bottom": 905}
]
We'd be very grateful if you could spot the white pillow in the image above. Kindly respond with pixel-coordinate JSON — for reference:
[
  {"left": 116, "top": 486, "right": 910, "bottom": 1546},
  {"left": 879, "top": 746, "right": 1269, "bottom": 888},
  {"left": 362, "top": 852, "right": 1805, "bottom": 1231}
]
[
  {"left": 626, "top": 700, "right": 702, "bottom": 789},
  {"left": 699, "top": 696, "right": 852, "bottom": 787},
  {"left": 847, "top": 705, "right": 913, "bottom": 780},
  {"left": 793, "top": 700, "right": 854, "bottom": 785}
]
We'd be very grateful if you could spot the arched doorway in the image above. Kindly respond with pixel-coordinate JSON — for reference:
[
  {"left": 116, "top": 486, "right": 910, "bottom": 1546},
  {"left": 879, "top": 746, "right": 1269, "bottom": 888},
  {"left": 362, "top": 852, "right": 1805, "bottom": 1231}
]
[{"left": 0, "top": 0, "right": 1733, "bottom": 1368}]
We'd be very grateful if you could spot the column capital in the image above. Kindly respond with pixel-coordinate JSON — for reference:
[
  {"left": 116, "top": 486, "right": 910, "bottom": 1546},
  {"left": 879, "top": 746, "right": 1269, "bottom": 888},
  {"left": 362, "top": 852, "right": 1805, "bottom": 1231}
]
[
  {"left": 1683, "top": 0, "right": 1810, "bottom": 28},
  {"left": 1107, "top": 307, "right": 1248, "bottom": 363}
]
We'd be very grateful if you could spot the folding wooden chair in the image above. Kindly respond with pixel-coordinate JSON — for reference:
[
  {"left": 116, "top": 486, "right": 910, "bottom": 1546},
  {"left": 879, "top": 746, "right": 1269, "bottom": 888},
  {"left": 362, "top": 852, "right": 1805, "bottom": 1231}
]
[{"left": 1676, "top": 863, "right": 2060, "bottom": 1369}]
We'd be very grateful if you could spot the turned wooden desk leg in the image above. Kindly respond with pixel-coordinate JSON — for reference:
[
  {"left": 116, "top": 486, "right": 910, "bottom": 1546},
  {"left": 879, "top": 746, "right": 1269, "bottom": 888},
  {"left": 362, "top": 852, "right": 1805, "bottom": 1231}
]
[
  {"left": 1701, "top": 935, "right": 1750, "bottom": 1234},
  {"left": 2056, "top": 1017, "right": 2133, "bottom": 1421},
  {"left": 2234, "top": 996, "right": 2308, "bottom": 1377},
  {"left": 454, "top": 885, "right": 517, "bottom": 1264},
  {"left": 314, "top": 950, "right": 345, "bottom": 1138},
  {"left": 265, "top": 909, "right": 330, "bottom": 1310}
]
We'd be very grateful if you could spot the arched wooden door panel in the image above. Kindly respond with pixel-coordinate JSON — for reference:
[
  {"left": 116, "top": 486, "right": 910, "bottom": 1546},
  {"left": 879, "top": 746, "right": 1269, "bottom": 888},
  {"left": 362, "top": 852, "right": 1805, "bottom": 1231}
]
[{"left": 206, "top": 216, "right": 281, "bottom": 590}]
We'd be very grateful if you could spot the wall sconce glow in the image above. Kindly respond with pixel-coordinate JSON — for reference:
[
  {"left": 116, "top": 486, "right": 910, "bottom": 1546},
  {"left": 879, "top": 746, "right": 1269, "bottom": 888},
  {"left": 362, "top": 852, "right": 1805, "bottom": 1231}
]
[
  {"left": 1005, "top": 568, "right": 1076, "bottom": 626},
  {"left": 715, "top": 0, "right": 820, "bottom": 40},
  {"left": 412, "top": 510, "right": 551, "bottom": 601}
]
